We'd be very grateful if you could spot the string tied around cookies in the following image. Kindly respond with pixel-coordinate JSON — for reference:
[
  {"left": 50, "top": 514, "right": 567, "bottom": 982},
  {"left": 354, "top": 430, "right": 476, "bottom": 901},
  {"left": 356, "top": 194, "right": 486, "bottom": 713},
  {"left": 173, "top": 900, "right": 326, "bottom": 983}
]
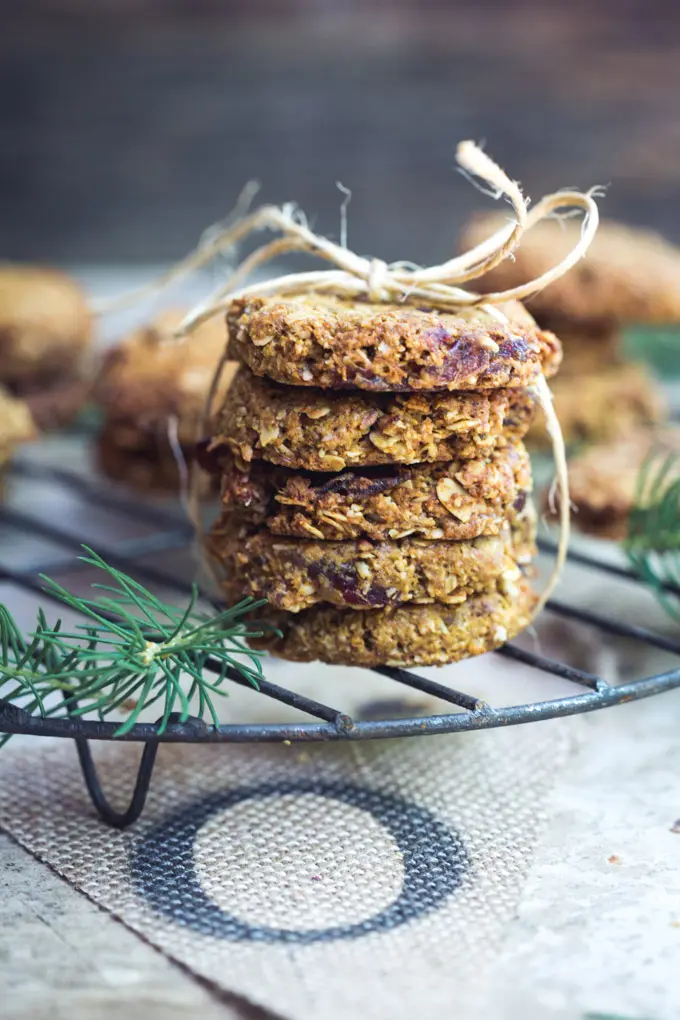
[
  {"left": 93, "top": 141, "right": 603, "bottom": 613},
  {"left": 367, "top": 257, "right": 391, "bottom": 302}
]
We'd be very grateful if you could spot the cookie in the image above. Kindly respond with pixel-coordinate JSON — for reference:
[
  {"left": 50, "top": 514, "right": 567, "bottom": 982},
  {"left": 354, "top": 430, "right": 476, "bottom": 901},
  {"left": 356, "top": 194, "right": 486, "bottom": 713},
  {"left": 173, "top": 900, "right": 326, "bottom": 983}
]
[
  {"left": 0, "top": 265, "right": 92, "bottom": 427},
  {"left": 527, "top": 363, "right": 666, "bottom": 451},
  {"left": 208, "top": 513, "right": 532, "bottom": 612},
  {"left": 461, "top": 214, "right": 680, "bottom": 330},
  {"left": 226, "top": 293, "right": 561, "bottom": 391},
  {"left": 549, "top": 427, "right": 680, "bottom": 540},
  {"left": 18, "top": 374, "right": 91, "bottom": 432},
  {"left": 206, "top": 368, "right": 537, "bottom": 471},
  {"left": 96, "top": 310, "right": 237, "bottom": 490},
  {"left": 208, "top": 443, "right": 531, "bottom": 543},
  {"left": 555, "top": 328, "right": 623, "bottom": 378},
  {"left": 96, "top": 309, "right": 237, "bottom": 447},
  {"left": 0, "top": 386, "right": 36, "bottom": 468},
  {"left": 95, "top": 429, "right": 213, "bottom": 494},
  {"left": 227, "top": 578, "right": 536, "bottom": 666},
  {"left": 0, "top": 264, "right": 92, "bottom": 383}
]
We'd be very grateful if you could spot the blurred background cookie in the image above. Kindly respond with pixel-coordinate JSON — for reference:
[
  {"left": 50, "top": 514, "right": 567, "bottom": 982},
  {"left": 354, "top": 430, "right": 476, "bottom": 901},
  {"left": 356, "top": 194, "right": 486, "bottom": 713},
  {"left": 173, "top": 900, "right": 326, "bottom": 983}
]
[
  {"left": 0, "top": 385, "right": 36, "bottom": 479},
  {"left": 548, "top": 426, "right": 680, "bottom": 541},
  {"left": 0, "top": 264, "right": 93, "bottom": 430},
  {"left": 460, "top": 215, "right": 680, "bottom": 453},
  {"left": 460, "top": 216, "right": 680, "bottom": 331},
  {"left": 527, "top": 362, "right": 665, "bottom": 450},
  {"left": 95, "top": 309, "right": 237, "bottom": 492}
]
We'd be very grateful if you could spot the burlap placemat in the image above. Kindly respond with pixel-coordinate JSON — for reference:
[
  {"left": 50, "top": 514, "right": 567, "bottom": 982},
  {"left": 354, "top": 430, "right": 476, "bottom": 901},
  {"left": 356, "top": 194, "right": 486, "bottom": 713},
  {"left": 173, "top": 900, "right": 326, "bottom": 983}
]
[{"left": 0, "top": 713, "right": 578, "bottom": 1020}]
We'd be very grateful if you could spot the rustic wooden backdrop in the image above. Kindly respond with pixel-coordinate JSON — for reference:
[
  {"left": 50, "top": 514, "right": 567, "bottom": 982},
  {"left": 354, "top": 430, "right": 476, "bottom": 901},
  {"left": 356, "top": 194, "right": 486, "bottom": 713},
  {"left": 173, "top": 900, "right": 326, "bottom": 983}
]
[{"left": 1, "top": 1, "right": 680, "bottom": 264}]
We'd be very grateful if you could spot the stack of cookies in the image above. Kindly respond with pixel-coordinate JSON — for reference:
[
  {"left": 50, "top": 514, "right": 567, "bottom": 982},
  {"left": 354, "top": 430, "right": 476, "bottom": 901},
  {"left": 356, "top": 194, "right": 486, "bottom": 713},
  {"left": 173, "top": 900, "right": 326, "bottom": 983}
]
[
  {"left": 460, "top": 217, "right": 676, "bottom": 449},
  {"left": 199, "top": 293, "right": 562, "bottom": 667}
]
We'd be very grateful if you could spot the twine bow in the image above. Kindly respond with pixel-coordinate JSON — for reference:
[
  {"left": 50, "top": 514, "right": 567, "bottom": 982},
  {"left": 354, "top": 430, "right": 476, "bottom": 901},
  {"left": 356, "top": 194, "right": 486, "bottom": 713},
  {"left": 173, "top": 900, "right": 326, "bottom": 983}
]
[{"left": 94, "top": 141, "right": 603, "bottom": 614}]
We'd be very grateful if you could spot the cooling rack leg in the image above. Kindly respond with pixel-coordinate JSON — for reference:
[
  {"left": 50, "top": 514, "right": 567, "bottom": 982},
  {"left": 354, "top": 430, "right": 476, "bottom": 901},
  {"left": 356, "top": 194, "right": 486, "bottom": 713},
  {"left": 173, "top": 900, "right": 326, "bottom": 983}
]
[{"left": 73, "top": 736, "right": 158, "bottom": 829}]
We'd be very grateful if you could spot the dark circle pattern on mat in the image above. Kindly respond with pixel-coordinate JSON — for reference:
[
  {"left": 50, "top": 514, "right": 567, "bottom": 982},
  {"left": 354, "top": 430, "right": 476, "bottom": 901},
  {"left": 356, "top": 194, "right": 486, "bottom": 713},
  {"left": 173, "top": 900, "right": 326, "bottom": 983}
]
[{"left": 129, "top": 780, "right": 469, "bottom": 943}]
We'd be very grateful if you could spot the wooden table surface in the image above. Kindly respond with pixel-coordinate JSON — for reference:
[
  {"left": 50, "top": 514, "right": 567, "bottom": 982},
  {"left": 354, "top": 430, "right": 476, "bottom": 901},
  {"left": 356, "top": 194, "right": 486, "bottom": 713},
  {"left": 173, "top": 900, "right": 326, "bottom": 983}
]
[{"left": 1, "top": 832, "right": 251, "bottom": 1020}]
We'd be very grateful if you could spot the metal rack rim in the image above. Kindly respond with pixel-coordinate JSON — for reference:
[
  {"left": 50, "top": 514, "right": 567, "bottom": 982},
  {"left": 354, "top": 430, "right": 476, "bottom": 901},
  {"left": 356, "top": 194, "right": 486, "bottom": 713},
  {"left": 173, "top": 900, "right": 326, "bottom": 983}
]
[{"left": 3, "top": 666, "right": 680, "bottom": 744}]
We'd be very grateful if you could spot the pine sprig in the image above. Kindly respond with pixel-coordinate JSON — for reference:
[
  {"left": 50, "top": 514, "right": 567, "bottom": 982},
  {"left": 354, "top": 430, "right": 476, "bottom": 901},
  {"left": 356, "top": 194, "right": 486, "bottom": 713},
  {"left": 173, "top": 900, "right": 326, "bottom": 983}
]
[
  {"left": 625, "top": 449, "right": 680, "bottom": 622},
  {"left": 0, "top": 546, "right": 269, "bottom": 741}
]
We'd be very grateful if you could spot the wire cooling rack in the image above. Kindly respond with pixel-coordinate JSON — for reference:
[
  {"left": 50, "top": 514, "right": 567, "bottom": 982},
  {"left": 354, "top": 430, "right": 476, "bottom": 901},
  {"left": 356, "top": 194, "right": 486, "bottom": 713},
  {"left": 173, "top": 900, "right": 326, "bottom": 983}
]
[{"left": 2, "top": 429, "right": 680, "bottom": 827}]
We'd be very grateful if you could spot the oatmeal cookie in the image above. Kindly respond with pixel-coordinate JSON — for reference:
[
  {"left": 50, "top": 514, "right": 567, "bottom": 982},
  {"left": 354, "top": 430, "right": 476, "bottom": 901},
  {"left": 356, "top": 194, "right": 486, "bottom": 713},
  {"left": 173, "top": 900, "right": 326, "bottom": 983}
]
[
  {"left": 208, "top": 516, "right": 532, "bottom": 613},
  {"left": 461, "top": 215, "right": 680, "bottom": 330},
  {"left": 0, "top": 264, "right": 92, "bottom": 383},
  {"left": 225, "top": 577, "right": 536, "bottom": 666},
  {"left": 0, "top": 264, "right": 92, "bottom": 427},
  {"left": 0, "top": 386, "right": 36, "bottom": 469},
  {"left": 207, "top": 443, "right": 531, "bottom": 542},
  {"left": 556, "top": 328, "right": 623, "bottom": 378},
  {"left": 96, "top": 309, "right": 237, "bottom": 447},
  {"left": 96, "top": 429, "right": 214, "bottom": 494},
  {"left": 96, "top": 310, "right": 237, "bottom": 490},
  {"left": 548, "top": 427, "right": 680, "bottom": 540},
  {"left": 18, "top": 374, "right": 91, "bottom": 432},
  {"left": 206, "top": 368, "right": 537, "bottom": 471},
  {"left": 527, "top": 363, "right": 666, "bottom": 450},
  {"left": 226, "top": 293, "right": 561, "bottom": 391}
]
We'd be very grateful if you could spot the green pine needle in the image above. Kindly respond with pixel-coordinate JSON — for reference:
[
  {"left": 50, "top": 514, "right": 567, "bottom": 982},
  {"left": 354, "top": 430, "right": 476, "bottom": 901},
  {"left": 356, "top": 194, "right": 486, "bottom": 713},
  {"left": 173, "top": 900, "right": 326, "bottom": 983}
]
[
  {"left": 0, "top": 545, "right": 269, "bottom": 741},
  {"left": 625, "top": 448, "right": 680, "bottom": 622}
]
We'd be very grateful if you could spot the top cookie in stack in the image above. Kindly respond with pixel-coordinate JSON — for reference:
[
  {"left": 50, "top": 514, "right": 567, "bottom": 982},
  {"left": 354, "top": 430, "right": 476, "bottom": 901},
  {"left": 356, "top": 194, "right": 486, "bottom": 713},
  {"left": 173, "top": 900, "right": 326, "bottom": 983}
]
[
  {"left": 200, "top": 293, "right": 561, "bottom": 667},
  {"left": 460, "top": 217, "right": 679, "bottom": 449},
  {"left": 225, "top": 294, "right": 561, "bottom": 391}
]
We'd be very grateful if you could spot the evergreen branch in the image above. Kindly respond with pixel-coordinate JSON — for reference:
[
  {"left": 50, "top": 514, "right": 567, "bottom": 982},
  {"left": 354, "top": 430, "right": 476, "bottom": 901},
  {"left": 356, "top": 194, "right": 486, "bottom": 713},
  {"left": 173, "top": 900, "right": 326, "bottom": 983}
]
[{"left": 0, "top": 545, "right": 269, "bottom": 741}]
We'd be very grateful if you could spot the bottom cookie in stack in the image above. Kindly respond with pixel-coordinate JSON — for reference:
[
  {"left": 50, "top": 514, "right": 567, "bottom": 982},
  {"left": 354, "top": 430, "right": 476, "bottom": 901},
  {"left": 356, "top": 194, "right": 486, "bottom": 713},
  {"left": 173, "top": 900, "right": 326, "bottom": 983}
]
[{"left": 217, "top": 574, "right": 536, "bottom": 667}]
